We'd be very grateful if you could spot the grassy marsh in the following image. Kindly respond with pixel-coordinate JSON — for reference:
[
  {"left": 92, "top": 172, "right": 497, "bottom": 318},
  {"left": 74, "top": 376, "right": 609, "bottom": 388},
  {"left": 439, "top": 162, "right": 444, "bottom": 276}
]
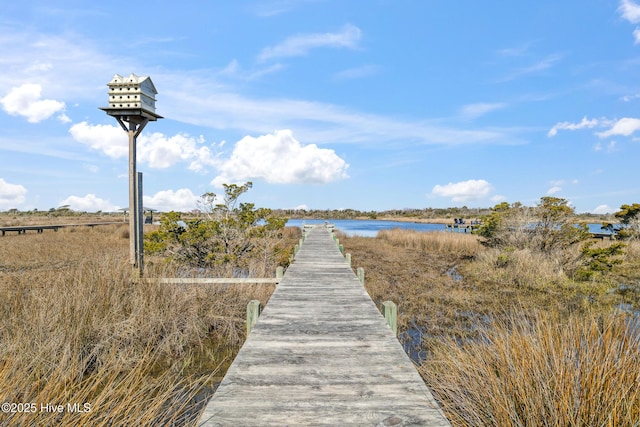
[
  {"left": 341, "top": 228, "right": 640, "bottom": 427},
  {"left": 0, "top": 224, "right": 290, "bottom": 426},
  {"left": 1, "top": 219, "right": 638, "bottom": 426}
]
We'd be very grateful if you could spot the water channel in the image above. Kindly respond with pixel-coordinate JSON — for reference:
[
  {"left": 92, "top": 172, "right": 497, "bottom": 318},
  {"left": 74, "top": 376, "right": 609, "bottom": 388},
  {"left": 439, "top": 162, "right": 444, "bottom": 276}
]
[{"left": 285, "top": 218, "right": 614, "bottom": 237}]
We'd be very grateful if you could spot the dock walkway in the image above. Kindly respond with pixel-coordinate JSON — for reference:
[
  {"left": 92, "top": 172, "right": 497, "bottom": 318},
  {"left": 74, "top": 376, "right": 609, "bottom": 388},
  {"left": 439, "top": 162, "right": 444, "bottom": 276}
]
[{"left": 198, "top": 226, "right": 450, "bottom": 426}]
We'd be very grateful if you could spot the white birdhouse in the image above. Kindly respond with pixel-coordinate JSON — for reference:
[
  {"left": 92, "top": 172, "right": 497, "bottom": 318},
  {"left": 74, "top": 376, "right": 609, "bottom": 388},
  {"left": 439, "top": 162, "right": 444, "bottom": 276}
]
[{"left": 106, "top": 73, "right": 158, "bottom": 114}]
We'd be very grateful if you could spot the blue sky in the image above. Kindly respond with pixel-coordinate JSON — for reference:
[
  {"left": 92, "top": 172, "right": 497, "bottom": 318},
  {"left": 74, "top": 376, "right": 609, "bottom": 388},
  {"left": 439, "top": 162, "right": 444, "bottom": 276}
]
[{"left": 2, "top": 1, "right": 640, "bottom": 214}]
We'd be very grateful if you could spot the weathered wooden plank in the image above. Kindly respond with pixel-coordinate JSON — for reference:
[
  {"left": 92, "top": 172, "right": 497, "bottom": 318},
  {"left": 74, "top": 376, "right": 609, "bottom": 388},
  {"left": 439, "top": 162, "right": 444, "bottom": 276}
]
[{"left": 198, "top": 225, "right": 451, "bottom": 426}]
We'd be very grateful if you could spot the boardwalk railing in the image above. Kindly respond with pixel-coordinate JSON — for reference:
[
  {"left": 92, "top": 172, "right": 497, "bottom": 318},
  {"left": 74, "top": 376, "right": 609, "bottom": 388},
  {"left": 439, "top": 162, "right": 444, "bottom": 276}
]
[{"left": 198, "top": 225, "right": 451, "bottom": 426}]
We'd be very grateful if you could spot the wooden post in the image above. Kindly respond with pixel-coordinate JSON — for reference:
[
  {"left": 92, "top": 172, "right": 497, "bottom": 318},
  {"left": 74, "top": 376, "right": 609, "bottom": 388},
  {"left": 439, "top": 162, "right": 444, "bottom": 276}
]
[
  {"left": 276, "top": 266, "right": 284, "bottom": 279},
  {"left": 136, "top": 172, "right": 144, "bottom": 276},
  {"left": 339, "top": 244, "right": 344, "bottom": 254},
  {"left": 294, "top": 244, "right": 299, "bottom": 256},
  {"left": 345, "top": 253, "right": 351, "bottom": 267},
  {"left": 382, "top": 301, "right": 397, "bottom": 336},
  {"left": 128, "top": 123, "right": 137, "bottom": 273},
  {"left": 246, "top": 300, "right": 261, "bottom": 336},
  {"left": 299, "top": 238, "right": 303, "bottom": 247},
  {"left": 357, "top": 267, "right": 365, "bottom": 285}
]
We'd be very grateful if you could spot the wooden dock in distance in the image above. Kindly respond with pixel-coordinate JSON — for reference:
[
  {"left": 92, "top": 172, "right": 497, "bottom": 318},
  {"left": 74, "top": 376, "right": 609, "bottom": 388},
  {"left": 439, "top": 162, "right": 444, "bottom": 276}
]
[
  {"left": 198, "top": 225, "right": 451, "bottom": 426},
  {"left": 0, "top": 222, "right": 123, "bottom": 236}
]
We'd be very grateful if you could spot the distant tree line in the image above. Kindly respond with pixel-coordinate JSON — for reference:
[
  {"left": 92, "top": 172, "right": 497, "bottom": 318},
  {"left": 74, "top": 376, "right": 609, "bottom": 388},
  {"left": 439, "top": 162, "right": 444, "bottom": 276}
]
[{"left": 273, "top": 206, "right": 494, "bottom": 220}]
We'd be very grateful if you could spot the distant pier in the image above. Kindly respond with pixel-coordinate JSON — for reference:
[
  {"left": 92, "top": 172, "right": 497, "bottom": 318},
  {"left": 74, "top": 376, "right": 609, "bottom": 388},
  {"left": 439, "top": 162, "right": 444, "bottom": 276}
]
[{"left": 0, "top": 222, "right": 122, "bottom": 236}]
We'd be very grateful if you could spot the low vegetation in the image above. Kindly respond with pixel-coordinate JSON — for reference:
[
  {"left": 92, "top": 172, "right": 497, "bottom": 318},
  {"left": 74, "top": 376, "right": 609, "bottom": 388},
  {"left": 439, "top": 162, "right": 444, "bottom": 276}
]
[
  {"left": 144, "top": 182, "right": 292, "bottom": 277},
  {"left": 341, "top": 197, "right": 640, "bottom": 427},
  {"left": 0, "top": 184, "right": 299, "bottom": 426},
  {"left": 420, "top": 313, "right": 640, "bottom": 426},
  {"left": 1, "top": 195, "right": 638, "bottom": 425}
]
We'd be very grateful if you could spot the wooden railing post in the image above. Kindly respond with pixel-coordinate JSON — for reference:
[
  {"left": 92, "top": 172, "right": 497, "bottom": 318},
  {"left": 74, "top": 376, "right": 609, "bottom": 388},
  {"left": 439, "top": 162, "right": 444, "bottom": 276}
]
[
  {"left": 357, "top": 267, "right": 365, "bottom": 285},
  {"left": 247, "top": 300, "right": 261, "bottom": 336},
  {"left": 339, "top": 244, "right": 344, "bottom": 254},
  {"left": 345, "top": 253, "right": 351, "bottom": 267},
  {"left": 276, "top": 266, "right": 284, "bottom": 280},
  {"left": 382, "top": 301, "right": 397, "bottom": 336}
]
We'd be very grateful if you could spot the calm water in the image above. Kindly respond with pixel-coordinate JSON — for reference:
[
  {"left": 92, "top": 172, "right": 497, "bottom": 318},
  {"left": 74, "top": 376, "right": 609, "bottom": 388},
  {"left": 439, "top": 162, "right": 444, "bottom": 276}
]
[
  {"left": 285, "top": 219, "right": 447, "bottom": 237},
  {"left": 285, "top": 219, "right": 612, "bottom": 238}
]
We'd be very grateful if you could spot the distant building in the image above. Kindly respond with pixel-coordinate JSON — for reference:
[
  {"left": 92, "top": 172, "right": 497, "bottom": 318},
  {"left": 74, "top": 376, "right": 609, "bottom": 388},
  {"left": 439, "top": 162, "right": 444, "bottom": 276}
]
[{"left": 106, "top": 73, "right": 158, "bottom": 114}]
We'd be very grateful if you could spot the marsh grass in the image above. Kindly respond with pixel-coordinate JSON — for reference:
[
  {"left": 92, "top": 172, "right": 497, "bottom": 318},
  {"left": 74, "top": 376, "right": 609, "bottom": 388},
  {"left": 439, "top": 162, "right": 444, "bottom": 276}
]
[
  {"left": 420, "top": 312, "right": 640, "bottom": 427},
  {"left": 341, "top": 228, "right": 640, "bottom": 426},
  {"left": 376, "top": 229, "right": 482, "bottom": 257},
  {"left": 0, "top": 224, "right": 284, "bottom": 426}
]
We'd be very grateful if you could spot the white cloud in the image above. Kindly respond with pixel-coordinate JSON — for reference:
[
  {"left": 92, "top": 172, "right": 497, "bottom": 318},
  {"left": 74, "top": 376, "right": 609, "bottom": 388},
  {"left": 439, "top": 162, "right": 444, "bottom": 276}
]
[
  {"left": 250, "top": 0, "right": 324, "bottom": 17},
  {"left": 162, "top": 87, "right": 511, "bottom": 147},
  {"left": 619, "top": 0, "right": 640, "bottom": 43},
  {"left": 0, "top": 84, "right": 65, "bottom": 123},
  {"left": 59, "top": 194, "right": 119, "bottom": 212},
  {"left": 592, "top": 204, "right": 614, "bottom": 214},
  {"left": 459, "top": 102, "right": 506, "bottom": 119},
  {"left": 58, "top": 113, "right": 72, "bottom": 124},
  {"left": 547, "top": 186, "right": 562, "bottom": 195},
  {"left": 69, "top": 122, "right": 217, "bottom": 171},
  {"left": 498, "top": 54, "right": 563, "bottom": 82},
  {"left": 219, "top": 59, "right": 286, "bottom": 80},
  {"left": 622, "top": 93, "right": 640, "bottom": 101},
  {"left": 143, "top": 188, "right": 200, "bottom": 212},
  {"left": 497, "top": 43, "right": 533, "bottom": 57},
  {"left": 333, "top": 65, "right": 379, "bottom": 80},
  {"left": 83, "top": 164, "right": 100, "bottom": 173},
  {"left": 0, "top": 178, "right": 28, "bottom": 209},
  {"left": 597, "top": 141, "right": 618, "bottom": 152},
  {"left": 547, "top": 179, "right": 578, "bottom": 194},
  {"left": 547, "top": 116, "right": 600, "bottom": 137},
  {"left": 596, "top": 117, "right": 640, "bottom": 138},
  {"left": 490, "top": 194, "right": 506, "bottom": 203},
  {"left": 138, "top": 132, "right": 216, "bottom": 171},
  {"left": 211, "top": 129, "right": 349, "bottom": 186},
  {"left": 294, "top": 204, "right": 308, "bottom": 210},
  {"left": 0, "top": 28, "right": 129, "bottom": 102},
  {"left": 431, "top": 179, "right": 493, "bottom": 203},
  {"left": 69, "top": 122, "right": 128, "bottom": 159},
  {"left": 619, "top": 0, "right": 640, "bottom": 23},
  {"left": 258, "top": 24, "right": 361, "bottom": 61}
]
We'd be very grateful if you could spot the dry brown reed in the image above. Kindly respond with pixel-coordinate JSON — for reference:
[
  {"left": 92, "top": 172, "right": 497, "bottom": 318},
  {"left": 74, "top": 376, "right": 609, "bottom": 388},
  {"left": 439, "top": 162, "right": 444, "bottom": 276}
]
[
  {"left": 420, "top": 312, "right": 640, "bottom": 427},
  {"left": 341, "top": 227, "right": 639, "bottom": 426},
  {"left": 0, "top": 224, "right": 281, "bottom": 426},
  {"left": 376, "top": 229, "right": 482, "bottom": 257}
]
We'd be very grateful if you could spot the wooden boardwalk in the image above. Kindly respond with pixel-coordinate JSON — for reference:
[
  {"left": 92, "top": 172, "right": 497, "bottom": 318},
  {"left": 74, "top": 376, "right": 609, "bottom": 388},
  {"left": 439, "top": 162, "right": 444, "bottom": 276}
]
[
  {"left": 198, "top": 226, "right": 451, "bottom": 426},
  {"left": 0, "top": 222, "right": 122, "bottom": 236}
]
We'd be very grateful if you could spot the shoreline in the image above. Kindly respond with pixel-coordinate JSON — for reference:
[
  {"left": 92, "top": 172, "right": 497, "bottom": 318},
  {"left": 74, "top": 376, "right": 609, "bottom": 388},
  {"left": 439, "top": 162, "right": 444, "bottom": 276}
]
[{"left": 288, "top": 217, "right": 476, "bottom": 225}]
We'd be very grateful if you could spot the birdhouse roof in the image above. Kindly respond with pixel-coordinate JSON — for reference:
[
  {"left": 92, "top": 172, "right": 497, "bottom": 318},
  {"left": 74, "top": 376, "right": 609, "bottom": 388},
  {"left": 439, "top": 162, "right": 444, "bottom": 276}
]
[{"left": 108, "top": 73, "right": 158, "bottom": 94}]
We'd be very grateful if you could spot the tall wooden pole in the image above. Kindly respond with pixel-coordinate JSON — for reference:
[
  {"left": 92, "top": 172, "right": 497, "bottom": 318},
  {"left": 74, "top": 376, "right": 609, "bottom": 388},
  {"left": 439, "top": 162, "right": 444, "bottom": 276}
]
[
  {"left": 128, "top": 122, "right": 139, "bottom": 276},
  {"left": 101, "top": 87, "right": 161, "bottom": 280}
]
